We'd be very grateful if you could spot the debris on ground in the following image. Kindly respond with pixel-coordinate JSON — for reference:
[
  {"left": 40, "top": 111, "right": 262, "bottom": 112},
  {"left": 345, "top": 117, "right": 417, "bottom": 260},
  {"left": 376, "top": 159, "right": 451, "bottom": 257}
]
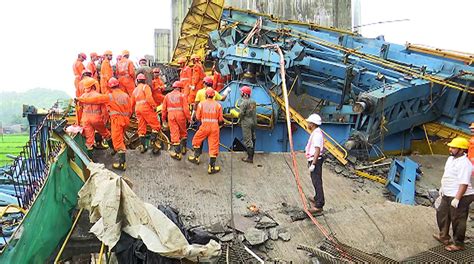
[
  {"left": 255, "top": 215, "right": 278, "bottom": 229},
  {"left": 244, "top": 228, "right": 268, "bottom": 246}
]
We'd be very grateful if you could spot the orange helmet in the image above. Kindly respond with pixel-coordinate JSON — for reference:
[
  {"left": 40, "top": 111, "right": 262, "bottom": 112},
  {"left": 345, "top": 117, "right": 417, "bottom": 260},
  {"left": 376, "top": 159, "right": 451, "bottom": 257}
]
[
  {"left": 90, "top": 52, "right": 98, "bottom": 58},
  {"left": 203, "top": 76, "right": 213, "bottom": 85},
  {"left": 172, "top": 81, "right": 183, "bottom": 89},
  {"left": 78, "top": 53, "right": 87, "bottom": 60},
  {"left": 104, "top": 50, "right": 112, "bottom": 56},
  {"left": 108, "top": 77, "right": 119, "bottom": 88},
  {"left": 191, "top": 54, "right": 200, "bottom": 60},
  {"left": 240, "top": 85, "right": 251, "bottom": 96},
  {"left": 152, "top": 68, "right": 160, "bottom": 73},
  {"left": 122, "top": 50, "right": 130, "bottom": 56},
  {"left": 136, "top": 73, "right": 146, "bottom": 81},
  {"left": 177, "top": 57, "right": 186, "bottom": 64},
  {"left": 205, "top": 88, "right": 215, "bottom": 97},
  {"left": 83, "top": 78, "right": 96, "bottom": 90}
]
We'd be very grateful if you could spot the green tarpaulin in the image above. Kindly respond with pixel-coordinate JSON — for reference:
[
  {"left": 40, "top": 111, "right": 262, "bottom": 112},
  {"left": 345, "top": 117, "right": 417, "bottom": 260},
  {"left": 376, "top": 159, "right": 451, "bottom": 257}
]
[{"left": 0, "top": 136, "right": 86, "bottom": 263}]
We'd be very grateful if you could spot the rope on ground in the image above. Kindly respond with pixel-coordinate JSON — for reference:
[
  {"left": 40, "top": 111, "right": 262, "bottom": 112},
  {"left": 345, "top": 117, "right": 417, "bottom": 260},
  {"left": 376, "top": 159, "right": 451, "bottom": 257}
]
[
  {"left": 53, "top": 208, "right": 84, "bottom": 264},
  {"left": 267, "top": 44, "right": 353, "bottom": 262}
]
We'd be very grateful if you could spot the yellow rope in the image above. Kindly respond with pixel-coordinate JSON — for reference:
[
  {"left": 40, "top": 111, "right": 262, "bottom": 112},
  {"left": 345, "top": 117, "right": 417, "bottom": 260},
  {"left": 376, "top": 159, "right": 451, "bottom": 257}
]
[{"left": 53, "top": 208, "right": 84, "bottom": 264}]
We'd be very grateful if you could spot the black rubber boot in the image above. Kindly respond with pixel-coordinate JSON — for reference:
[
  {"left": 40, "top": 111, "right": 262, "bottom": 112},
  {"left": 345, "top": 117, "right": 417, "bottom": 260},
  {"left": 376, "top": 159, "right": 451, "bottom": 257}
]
[
  {"left": 107, "top": 139, "right": 116, "bottom": 156},
  {"left": 188, "top": 147, "right": 201, "bottom": 164},
  {"left": 180, "top": 138, "right": 187, "bottom": 155},
  {"left": 170, "top": 144, "right": 182, "bottom": 160},
  {"left": 139, "top": 136, "right": 148, "bottom": 153},
  {"left": 242, "top": 147, "right": 254, "bottom": 163},
  {"left": 150, "top": 132, "right": 161, "bottom": 155},
  {"left": 208, "top": 157, "right": 220, "bottom": 174},
  {"left": 113, "top": 152, "right": 126, "bottom": 171}
]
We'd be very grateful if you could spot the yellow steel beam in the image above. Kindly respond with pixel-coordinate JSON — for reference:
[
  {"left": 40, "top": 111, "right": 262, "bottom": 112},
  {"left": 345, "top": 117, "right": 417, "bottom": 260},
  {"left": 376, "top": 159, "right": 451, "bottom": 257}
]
[
  {"left": 423, "top": 122, "right": 470, "bottom": 139},
  {"left": 171, "top": 0, "right": 225, "bottom": 64},
  {"left": 406, "top": 43, "right": 474, "bottom": 65},
  {"left": 269, "top": 90, "right": 348, "bottom": 165},
  {"left": 354, "top": 170, "right": 387, "bottom": 185}
]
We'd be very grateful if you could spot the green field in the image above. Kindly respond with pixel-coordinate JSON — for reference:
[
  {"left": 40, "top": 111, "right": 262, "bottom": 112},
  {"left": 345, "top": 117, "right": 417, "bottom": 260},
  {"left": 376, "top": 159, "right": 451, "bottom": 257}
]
[{"left": 0, "top": 134, "right": 28, "bottom": 166}]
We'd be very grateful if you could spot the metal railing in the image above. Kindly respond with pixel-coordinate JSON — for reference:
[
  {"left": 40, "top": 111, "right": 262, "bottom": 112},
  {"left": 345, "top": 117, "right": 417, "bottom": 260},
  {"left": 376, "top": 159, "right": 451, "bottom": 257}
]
[{"left": 4, "top": 112, "right": 63, "bottom": 209}]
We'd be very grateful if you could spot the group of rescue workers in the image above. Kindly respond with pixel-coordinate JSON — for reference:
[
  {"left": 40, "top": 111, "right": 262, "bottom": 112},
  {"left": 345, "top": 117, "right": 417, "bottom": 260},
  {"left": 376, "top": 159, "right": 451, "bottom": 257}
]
[{"left": 73, "top": 51, "right": 257, "bottom": 175}]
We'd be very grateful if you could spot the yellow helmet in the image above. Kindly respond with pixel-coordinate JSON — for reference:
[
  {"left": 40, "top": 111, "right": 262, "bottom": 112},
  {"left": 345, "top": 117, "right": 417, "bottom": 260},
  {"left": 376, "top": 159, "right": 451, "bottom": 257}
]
[
  {"left": 470, "top": 122, "right": 474, "bottom": 129},
  {"left": 447, "top": 137, "right": 469, "bottom": 149}
]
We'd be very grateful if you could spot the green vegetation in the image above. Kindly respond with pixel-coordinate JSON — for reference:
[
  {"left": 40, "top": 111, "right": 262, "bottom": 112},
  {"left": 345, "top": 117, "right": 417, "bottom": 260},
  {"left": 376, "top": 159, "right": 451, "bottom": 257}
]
[
  {"left": 0, "top": 88, "right": 70, "bottom": 126},
  {"left": 0, "top": 134, "right": 28, "bottom": 166}
]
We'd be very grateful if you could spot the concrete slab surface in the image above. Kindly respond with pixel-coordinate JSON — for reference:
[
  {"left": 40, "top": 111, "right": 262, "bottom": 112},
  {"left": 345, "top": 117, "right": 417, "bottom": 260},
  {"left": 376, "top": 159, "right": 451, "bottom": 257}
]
[{"left": 95, "top": 150, "right": 473, "bottom": 263}]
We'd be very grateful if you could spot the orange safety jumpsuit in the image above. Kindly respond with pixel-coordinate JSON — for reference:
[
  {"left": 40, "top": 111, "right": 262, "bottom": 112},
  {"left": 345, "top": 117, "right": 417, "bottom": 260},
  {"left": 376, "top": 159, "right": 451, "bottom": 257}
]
[
  {"left": 78, "top": 89, "right": 131, "bottom": 152},
  {"left": 100, "top": 59, "right": 113, "bottom": 94},
  {"left": 79, "top": 89, "right": 111, "bottom": 148},
  {"left": 73, "top": 59, "right": 85, "bottom": 96},
  {"left": 131, "top": 83, "right": 160, "bottom": 136},
  {"left": 162, "top": 89, "right": 190, "bottom": 144},
  {"left": 180, "top": 65, "right": 192, "bottom": 100},
  {"left": 87, "top": 61, "right": 98, "bottom": 80},
  {"left": 152, "top": 76, "right": 166, "bottom": 105},
  {"left": 192, "top": 98, "right": 223, "bottom": 157},
  {"left": 213, "top": 71, "right": 225, "bottom": 92},
  {"left": 116, "top": 58, "right": 136, "bottom": 96},
  {"left": 189, "top": 62, "right": 206, "bottom": 104}
]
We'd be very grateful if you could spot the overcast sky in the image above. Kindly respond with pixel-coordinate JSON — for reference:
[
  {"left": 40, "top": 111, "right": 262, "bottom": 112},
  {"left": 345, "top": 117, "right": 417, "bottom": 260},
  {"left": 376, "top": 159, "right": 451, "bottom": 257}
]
[{"left": 0, "top": 0, "right": 472, "bottom": 97}]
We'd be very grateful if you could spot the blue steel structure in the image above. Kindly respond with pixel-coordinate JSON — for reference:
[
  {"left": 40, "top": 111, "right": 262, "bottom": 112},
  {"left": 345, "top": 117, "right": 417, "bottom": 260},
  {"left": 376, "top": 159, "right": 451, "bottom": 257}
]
[
  {"left": 386, "top": 157, "right": 420, "bottom": 205},
  {"left": 208, "top": 8, "right": 473, "bottom": 155}
]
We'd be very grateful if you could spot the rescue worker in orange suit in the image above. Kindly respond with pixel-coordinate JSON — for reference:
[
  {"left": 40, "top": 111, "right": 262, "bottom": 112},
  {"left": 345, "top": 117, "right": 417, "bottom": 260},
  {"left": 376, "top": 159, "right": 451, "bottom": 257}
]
[
  {"left": 117, "top": 50, "right": 136, "bottom": 95},
  {"left": 178, "top": 57, "right": 192, "bottom": 99},
  {"left": 87, "top": 52, "right": 99, "bottom": 80},
  {"left": 100, "top": 50, "right": 114, "bottom": 94},
  {"left": 76, "top": 77, "right": 132, "bottom": 171},
  {"left": 162, "top": 81, "right": 191, "bottom": 160},
  {"left": 212, "top": 64, "right": 227, "bottom": 92},
  {"left": 189, "top": 54, "right": 206, "bottom": 104},
  {"left": 131, "top": 73, "right": 161, "bottom": 154},
  {"left": 469, "top": 123, "right": 474, "bottom": 176},
  {"left": 151, "top": 68, "right": 165, "bottom": 105},
  {"left": 76, "top": 69, "right": 94, "bottom": 124},
  {"left": 73, "top": 53, "right": 87, "bottom": 96},
  {"left": 188, "top": 88, "right": 224, "bottom": 174},
  {"left": 77, "top": 78, "right": 111, "bottom": 157}
]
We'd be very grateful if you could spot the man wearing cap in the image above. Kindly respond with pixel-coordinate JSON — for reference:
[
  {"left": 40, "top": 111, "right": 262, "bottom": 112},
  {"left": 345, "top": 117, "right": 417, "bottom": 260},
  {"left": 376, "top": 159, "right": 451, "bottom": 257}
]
[
  {"left": 136, "top": 58, "right": 153, "bottom": 86},
  {"left": 433, "top": 137, "right": 474, "bottom": 251},
  {"left": 237, "top": 85, "right": 257, "bottom": 163},
  {"left": 117, "top": 50, "right": 136, "bottom": 95},
  {"left": 188, "top": 54, "right": 206, "bottom": 104},
  {"left": 305, "top": 113, "right": 325, "bottom": 213},
  {"left": 87, "top": 52, "right": 99, "bottom": 80},
  {"left": 131, "top": 73, "right": 161, "bottom": 155},
  {"left": 76, "top": 77, "right": 132, "bottom": 171},
  {"left": 73, "top": 53, "right": 87, "bottom": 99},
  {"left": 100, "top": 50, "right": 114, "bottom": 94},
  {"left": 162, "top": 81, "right": 191, "bottom": 160}
]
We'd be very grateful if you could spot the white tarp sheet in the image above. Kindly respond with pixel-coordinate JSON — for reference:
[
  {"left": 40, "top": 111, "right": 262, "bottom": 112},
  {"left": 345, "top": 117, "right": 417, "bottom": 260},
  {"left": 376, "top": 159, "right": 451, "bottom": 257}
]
[{"left": 78, "top": 163, "right": 220, "bottom": 261}]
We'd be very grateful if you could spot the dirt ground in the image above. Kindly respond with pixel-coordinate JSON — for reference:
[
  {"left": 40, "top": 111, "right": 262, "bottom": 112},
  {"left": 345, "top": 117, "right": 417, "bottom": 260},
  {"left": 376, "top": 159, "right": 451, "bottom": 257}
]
[{"left": 96, "top": 150, "right": 473, "bottom": 263}]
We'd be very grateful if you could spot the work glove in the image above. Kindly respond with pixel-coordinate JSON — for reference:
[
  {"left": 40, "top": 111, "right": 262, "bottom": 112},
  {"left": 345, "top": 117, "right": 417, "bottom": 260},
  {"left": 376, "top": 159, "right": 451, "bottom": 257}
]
[
  {"left": 162, "top": 121, "right": 169, "bottom": 131},
  {"left": 438, "top": 188, "right": 444, "bottom": 197},
  {"left": 451, "top": 198, "right": 459, "bottom": 208},
  {"left": 309, "top": 164, "right": 315, "bottom": 172},
  {"left": 190, "top": 85, "right": 195, "bottom": 91},
  {"left": 222, "top": 87, "right": 232, "bottom": 97}
]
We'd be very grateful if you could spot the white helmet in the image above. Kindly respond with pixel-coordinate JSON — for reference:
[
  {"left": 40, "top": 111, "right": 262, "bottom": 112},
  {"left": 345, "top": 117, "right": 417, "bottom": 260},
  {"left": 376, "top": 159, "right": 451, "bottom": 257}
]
[{"left": 306, "top": 114, "right": 322, "bottom": 125}]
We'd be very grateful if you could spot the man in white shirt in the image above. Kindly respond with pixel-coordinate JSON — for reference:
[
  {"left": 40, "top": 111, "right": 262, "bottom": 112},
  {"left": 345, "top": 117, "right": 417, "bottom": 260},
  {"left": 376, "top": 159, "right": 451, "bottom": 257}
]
[
  {"left": 305, "top": 114, "right": 325, "bottom": 213},
  {"left": 434, "top": 137, "right": 474, "bottom": 252}
]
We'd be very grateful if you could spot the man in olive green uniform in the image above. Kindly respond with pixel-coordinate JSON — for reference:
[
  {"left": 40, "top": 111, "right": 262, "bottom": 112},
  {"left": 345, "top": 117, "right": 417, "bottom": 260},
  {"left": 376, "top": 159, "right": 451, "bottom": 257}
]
[{"left": 238, "top": 85, "right": 257, "bottom": 163}]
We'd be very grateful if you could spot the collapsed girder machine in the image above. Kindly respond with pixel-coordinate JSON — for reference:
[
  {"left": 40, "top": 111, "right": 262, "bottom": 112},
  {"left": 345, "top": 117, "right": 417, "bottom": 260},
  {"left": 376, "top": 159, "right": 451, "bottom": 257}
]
[{"left": 207, "top": 8, "right": 473, "bottom": 160}]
